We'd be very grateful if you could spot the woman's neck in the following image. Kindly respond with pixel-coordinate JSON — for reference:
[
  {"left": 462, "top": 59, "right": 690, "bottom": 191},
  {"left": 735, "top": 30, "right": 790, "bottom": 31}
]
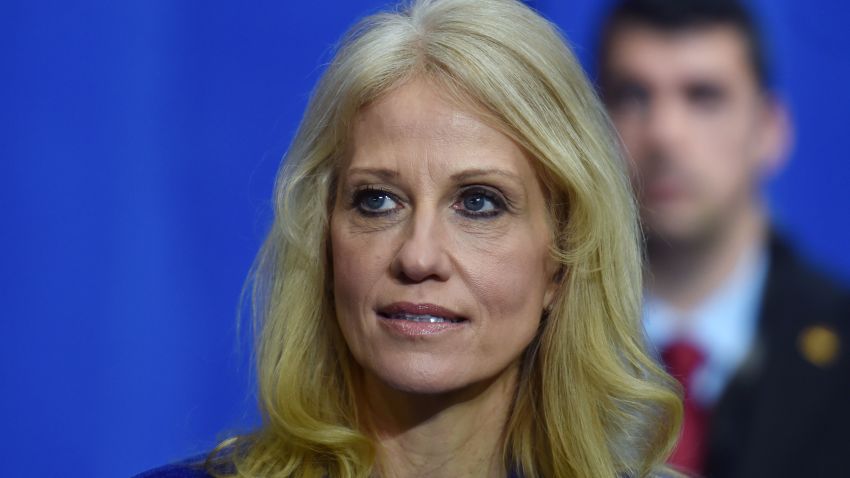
[{"left": 361, "top": 364, "right": 518, "bottom": 478}]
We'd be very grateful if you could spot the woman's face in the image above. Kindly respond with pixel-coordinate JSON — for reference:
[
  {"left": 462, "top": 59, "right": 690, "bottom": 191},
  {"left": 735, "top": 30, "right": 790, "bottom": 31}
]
[{"left": 330, "top": 79, "right": 558, "bottom": 395}]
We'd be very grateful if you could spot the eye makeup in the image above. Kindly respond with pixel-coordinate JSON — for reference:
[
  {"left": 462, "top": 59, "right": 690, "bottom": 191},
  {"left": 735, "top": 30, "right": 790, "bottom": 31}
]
[
  {"left": 451, "top": 186, "right": 509, "bottom": 219},
  {"left": 350, "top": 186, "right": 404, "bottom": 217}
]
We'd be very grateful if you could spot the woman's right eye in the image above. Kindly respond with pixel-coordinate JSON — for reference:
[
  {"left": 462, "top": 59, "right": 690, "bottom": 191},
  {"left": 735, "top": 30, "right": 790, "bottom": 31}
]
[{"left": 353, "top": 189, "right": 402, "bottom": 216}]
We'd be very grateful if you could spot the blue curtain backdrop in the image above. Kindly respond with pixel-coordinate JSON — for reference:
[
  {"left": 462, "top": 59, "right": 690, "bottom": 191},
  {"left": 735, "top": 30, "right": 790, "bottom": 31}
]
[{"left": 2, "top": 1, "right": 848, "bottom": 476}]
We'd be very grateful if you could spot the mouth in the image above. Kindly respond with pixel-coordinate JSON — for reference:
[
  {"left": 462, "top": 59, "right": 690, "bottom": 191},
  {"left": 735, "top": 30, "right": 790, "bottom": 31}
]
[
  {"left": 376, "top": 302, "right": 468, "bottom": 324},
  {"left": 643, "top": 171, "right": 692, "bottom": 201}
]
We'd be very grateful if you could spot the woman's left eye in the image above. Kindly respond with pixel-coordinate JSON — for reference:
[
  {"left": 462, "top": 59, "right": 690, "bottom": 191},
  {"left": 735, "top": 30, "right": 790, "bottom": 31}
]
[{"left": 453, "top": 188, "right": 505, "bottom": 218}]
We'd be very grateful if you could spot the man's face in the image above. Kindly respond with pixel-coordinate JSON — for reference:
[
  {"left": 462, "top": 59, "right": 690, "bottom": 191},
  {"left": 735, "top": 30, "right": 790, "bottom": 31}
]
[{"left": 603, "top": 23, "right": 779, "bottom": 244}]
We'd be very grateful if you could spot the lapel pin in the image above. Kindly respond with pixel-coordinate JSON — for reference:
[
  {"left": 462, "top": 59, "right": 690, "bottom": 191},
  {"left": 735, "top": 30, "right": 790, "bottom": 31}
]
[{"left": 798, "top": 324, "right": 840, "bottom": 367}]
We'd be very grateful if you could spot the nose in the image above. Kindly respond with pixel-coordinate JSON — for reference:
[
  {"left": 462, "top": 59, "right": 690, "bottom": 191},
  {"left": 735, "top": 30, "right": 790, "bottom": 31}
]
[
  {"left": 646, "top": 96, "right": 687, "bottom": 152},
  {"left": 391, "top": 210, "right": 452, "bottom": 284}
]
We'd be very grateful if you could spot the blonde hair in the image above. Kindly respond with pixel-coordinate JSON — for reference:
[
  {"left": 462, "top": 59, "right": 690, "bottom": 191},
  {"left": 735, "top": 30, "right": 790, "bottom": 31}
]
[{"left": 211, "top": 0, "right": 681, "bottom": 476}]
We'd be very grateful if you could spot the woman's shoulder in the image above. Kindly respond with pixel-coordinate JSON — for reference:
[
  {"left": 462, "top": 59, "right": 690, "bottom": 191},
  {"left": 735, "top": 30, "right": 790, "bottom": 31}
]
[
  {"left": 131, "top": 454, "right": 226, "bottom": 478},
  {"left": 132, "top": 464, "right": 211, "bottom": 478}
]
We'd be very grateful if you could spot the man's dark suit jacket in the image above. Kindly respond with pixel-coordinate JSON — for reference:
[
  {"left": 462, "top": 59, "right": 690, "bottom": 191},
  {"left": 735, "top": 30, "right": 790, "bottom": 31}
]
[{"left": 705, "top": 234, "right": 850, "bottom": 478}]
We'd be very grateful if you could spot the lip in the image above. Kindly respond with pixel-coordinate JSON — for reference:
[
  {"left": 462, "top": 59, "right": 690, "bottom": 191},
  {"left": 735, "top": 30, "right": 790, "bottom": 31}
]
[
  {"left": 378, "top": 302, "right": 464, "bottom": 320},
  {"left": 376, "top": 302, "right": 468, "bottom": 337}
]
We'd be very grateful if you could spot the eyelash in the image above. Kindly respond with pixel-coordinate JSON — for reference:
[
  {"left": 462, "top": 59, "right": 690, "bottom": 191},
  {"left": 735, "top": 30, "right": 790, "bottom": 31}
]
[
  {"left": 350, "top": 186, "right": 508, "bottom": 219},
  {"left": 351, "top": 186, "right": 400, "bottom": 217},
  {"left": 453, "top": 186, "right": 506, "bottom": 218}
]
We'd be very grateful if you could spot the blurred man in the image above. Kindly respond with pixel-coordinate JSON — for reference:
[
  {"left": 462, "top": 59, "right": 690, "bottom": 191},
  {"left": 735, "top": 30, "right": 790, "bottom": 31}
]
[{"left": 597, "top": 0, "right": 850, "bottom": 476}]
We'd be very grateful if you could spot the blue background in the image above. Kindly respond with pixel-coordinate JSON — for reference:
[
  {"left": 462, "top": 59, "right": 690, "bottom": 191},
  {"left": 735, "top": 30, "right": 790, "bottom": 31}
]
[{"left": 2, "top": 1, "right": 848, "bottom": 476}]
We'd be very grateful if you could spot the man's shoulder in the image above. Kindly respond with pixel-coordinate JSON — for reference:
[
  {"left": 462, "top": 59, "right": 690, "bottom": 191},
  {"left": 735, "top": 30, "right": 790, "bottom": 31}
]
[{"left": 763, "top": 232, "right": 850, "bottom": 314}]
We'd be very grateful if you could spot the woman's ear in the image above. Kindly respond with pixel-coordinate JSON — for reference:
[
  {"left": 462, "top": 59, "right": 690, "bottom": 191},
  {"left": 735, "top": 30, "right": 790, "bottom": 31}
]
[{"left": 543, "top": 264, "right": 564, "bottom": 312}]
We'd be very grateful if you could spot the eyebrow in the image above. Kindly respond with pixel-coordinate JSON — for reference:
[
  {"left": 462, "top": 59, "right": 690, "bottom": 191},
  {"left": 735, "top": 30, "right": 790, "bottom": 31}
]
[
  {"left": 346, "top": 167, "right": 522, "bottom": 184},
  {"left": 450, "top": 168, "right": 523, "bottom": 184},
  {"left": 346, "top": 167, "right": 399, "bottom": 181}
]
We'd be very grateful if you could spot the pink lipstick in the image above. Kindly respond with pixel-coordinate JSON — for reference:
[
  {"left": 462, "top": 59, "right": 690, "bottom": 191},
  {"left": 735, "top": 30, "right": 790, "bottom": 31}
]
[{"left": 376, "top": 302, "right": 467, "bottom": 337}]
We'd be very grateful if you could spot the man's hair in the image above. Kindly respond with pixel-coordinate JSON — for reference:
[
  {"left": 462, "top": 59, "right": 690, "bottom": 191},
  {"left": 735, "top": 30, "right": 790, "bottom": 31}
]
[{"left": 598, "top": 0, "right": 771, "bottom": 90}]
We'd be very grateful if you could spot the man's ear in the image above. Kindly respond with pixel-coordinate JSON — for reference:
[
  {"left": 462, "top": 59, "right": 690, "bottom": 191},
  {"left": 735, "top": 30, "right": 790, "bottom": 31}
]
[{"left": 757, "top": 94, "right": 794, "bottom": 176}]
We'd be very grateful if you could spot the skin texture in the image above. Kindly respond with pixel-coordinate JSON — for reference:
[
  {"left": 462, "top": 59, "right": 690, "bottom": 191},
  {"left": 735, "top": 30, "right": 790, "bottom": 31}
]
[
  {"left": 603, "top": 23, "right": 787, "bottom": 308},
  {"left": 329, "top": 79, "right": 557, "bottom": 477}
]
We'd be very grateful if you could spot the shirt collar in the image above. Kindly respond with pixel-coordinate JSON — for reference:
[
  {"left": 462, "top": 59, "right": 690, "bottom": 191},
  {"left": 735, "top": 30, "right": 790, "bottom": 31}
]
[{"left": 643, "top": 245, "right": 770, "bottom": 405}]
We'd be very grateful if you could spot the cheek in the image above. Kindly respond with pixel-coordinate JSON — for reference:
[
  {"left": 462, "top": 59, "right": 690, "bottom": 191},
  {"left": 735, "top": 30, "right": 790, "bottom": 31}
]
[
  {"left": 329, "top": 215, "right": 390, "bottom": 315},
  {"left": 696, "top": 104, "right": 759, "bottom": 161},
  {"left": 459, "top": 225, "right": 552, "bottom": 322},
  {"left": 613, "top": 117, "right": 645, "bottom": 156},
  {"left": 465, "top": 233, "right": 550, "bottom": 367},
  {"left": 696, "top": 125, "right": 758, "bottom": 187}
]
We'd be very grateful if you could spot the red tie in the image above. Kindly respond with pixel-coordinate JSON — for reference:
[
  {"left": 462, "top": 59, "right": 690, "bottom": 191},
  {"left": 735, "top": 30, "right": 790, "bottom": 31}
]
[{"left": 662, "top": 340, "right": 710, "bottom": 475}]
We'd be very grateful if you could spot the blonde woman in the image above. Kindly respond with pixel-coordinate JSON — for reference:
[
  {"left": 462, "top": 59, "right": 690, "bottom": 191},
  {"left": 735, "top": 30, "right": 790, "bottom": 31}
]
[{"left": 137, "top": 0, "right": 681, "bottom": 477}]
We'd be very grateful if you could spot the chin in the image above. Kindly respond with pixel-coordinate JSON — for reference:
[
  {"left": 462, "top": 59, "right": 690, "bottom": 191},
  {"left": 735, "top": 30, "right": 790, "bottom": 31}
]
[
  {"left": 643, "top": 212, "right": 709, "bottom": 245},
  {"left": 366, "top": 358, "right": 471, "bottom": 395},
  {"left": 363, "top": 351, "right": 521, "bottom": 399}
]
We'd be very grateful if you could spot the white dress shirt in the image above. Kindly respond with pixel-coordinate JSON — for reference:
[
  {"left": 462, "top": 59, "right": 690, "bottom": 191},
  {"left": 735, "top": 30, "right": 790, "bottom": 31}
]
[{"left": 643, "top": 246, "right": 770, "bottom": 407}]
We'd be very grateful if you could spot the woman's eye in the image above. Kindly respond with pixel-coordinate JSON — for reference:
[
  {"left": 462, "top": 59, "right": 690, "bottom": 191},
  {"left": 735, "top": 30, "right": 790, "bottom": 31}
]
[
  {"left": 454, "top": 189, "right": 505, "bottom": 218},
  {"left": 354, "top": 189, "right": 401, "bottom": 215}
]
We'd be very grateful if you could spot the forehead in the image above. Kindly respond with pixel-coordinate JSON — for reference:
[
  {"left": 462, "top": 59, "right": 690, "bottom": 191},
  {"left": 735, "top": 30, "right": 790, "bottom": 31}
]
[
  {"left": 605, "top": 23, "right": 757, "bottom": 88},
  {"left": 347, "top": 80, "right": 531, "bottom": 176}
]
